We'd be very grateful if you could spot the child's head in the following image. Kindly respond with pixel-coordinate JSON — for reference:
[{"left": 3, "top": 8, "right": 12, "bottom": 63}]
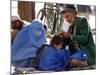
[
  {"left": 50, "top": 35, "right": 63, "bottom": 50},
  {"left": 69, "top": 41, "right": 79, "bottom": 52},
  {"left": 11, "top": 20, "right": 24, "bottom": 30}
]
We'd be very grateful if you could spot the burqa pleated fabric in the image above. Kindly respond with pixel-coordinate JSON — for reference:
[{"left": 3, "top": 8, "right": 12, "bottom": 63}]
[{"left": 11, "top": 20, "right": 47, "bottom": 68}]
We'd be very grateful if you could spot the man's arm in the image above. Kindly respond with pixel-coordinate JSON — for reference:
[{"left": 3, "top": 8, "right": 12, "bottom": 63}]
[{"left": 72, "top": 18, "right": 90, "bottom": 45}]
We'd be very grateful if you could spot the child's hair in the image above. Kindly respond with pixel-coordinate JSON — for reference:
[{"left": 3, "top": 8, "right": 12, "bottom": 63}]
[
  {"left": 11, "top": 19, "right": 24, "bottom": 30},
  {"left": 50, "top": 35, "right": 63, "bottom": 46}
]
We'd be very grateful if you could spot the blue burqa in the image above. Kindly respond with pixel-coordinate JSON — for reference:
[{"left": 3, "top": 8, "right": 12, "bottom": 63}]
[{"left": 12, "top": 20, "right": 47, "bottom": 68}]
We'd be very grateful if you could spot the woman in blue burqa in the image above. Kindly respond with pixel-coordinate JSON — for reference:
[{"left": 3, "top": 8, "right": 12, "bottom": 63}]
[{"left": 11, "top": 19, "right": 47, "bottom": 68}]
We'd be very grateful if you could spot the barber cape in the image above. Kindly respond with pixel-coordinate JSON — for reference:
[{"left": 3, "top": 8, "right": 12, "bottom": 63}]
[{"left": 11, "top": 20, "right": 47, "bottom": 62}]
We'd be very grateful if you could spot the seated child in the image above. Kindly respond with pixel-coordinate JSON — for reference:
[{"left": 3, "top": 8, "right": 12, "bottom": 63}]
[
  {"left": 69, "top": 41, "right": 88, "bottom": 68},
  {"left": 11, "top": 16, "right": 24, "bottom": 44},
  {"left": 39, "top": 35, "right": 70, "bottom": 71}
]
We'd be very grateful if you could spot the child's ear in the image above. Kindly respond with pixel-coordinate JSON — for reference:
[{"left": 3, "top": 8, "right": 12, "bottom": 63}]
[
  {"left": 54, "top": 44, "right": 57, "bottom": 49},
  {"left": 53, "top": 44, "right": 56, "bottom": 48}
]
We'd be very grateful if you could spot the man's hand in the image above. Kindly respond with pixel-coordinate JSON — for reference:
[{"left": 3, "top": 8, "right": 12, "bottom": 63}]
[
  {"left": 59, "top": 31, "right": 73, "bottom": 38},
  {"left": 64, "top": 32, "right": 72, "bottom": 38}
]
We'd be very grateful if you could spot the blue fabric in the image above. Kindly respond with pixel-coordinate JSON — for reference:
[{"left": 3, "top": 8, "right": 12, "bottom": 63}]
[
  {"left": 13, "top": 58, "right": 34, "bottom": 68},
  {"left": 12, "top": 20, "right": 47, "bottom": 66},
  {"left": 39, "top": 46, "right": 70, "bottom": 71},
  {"left": 70, "top": 50, "right": 88, "bottom": 61},
  {"left": 58, "top": 49, "right": 71, "bottom": 69}
]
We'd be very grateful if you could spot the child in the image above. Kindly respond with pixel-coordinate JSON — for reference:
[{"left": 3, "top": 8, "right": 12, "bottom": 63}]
[
  {"left": 69, "top": 41, "right": 88, "bottom": 69},
  {"left": 39, "top": 35, "right": 70, "bottom": 71},
  {"left": 11, "top": 16, "right": 24, "bottom": 44}
]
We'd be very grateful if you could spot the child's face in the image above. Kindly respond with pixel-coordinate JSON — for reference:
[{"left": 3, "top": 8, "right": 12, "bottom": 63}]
[{"left": 54, "top": 43, "right": 62, "bottom": 51}]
